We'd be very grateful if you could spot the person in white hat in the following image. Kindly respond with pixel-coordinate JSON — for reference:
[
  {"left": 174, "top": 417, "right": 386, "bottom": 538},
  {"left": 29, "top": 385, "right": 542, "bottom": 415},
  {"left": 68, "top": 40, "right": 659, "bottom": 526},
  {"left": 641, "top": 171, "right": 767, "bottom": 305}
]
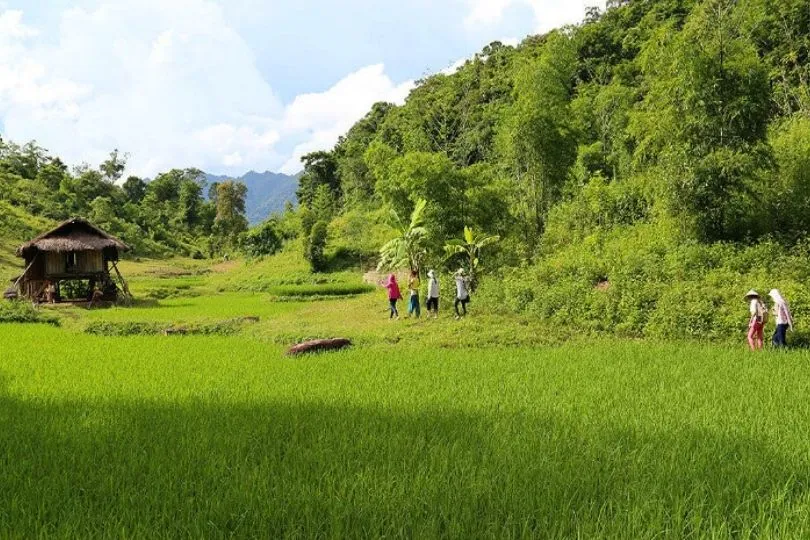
[
  {"left": 454, "top": 268, "right": 470, "bottom": 319},
  {"left": 769, "top": 289, "right": 794, "bottom": 348},
  {"left": 745, "top": 290, "right": 767, "bottom": 351},
  {"left": 426, "top": 270, "right": 440, "bottom": 318}
]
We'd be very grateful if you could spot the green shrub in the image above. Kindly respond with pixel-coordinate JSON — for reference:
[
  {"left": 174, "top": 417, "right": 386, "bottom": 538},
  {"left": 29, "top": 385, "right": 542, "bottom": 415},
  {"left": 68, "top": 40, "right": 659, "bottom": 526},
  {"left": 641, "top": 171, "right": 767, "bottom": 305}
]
[
  {"left": 242, "top": 219, "right": 283, "bottom": 258},
  {"left": 305, "top": 221, "right": 328, "bottom": 272},
  {"left": 485, "top": 222, "right": 810, "bottom": 343},
  {"left": 268, "top": 283, "right": 374, "bottom": 298},
  {"left": 0, "top": 302, "right": 59, "bottom": 326}
]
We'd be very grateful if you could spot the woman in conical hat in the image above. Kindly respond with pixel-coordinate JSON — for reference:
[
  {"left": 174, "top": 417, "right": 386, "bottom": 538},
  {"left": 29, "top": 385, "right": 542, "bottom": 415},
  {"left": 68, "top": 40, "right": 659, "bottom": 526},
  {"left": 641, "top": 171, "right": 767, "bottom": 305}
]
[{"left": 745, "top": 290, "right": 765, "bottom": 351}]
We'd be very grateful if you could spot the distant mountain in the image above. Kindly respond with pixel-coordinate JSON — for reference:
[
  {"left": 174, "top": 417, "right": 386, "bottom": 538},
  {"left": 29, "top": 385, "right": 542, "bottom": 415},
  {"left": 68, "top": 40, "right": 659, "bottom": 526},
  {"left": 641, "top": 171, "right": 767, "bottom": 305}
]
[{"left": 205, "top": 170, "right": 299, "bottom": 225}]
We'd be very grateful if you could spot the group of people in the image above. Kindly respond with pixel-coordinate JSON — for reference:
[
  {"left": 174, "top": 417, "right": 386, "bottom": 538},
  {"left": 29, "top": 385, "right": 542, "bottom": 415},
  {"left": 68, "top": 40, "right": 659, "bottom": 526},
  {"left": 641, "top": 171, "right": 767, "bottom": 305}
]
[
  {"left": 746, "top": 289, "right": 794, "bottom": 350},
  {"left": 381, "top": 268, "right": 471, "bottom": 320},
  {"left": 380, "top": 273, "right": 799, "bottom": 346}
]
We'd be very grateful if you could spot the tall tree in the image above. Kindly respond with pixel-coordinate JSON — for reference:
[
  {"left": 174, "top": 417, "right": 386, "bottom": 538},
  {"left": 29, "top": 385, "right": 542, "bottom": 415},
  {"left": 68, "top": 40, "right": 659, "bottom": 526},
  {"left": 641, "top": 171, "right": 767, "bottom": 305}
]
[
  {"left": 296, "top": 151, "right": 340, "bottom": 207},
  {"left": 498, "top": 32, "right": 578, "bottom": 251},
  {"left": 100, "top": 149, "right": 128, "bottom": 184},
  {"left": 214, "top": 181, "right": 249, "bottom": 243},
  {"left": 631, "top": 0, "right": 771, "bottom": 240}
]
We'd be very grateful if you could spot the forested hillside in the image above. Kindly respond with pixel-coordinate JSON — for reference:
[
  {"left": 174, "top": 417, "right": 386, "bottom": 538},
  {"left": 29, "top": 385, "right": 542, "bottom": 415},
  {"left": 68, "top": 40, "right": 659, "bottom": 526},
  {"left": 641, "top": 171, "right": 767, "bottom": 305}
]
[
  {"left": 291, "top": 0, "right": 810, "bottom": 339},
  {"left": 0, "top": 144, "right": 287, "bottom": 260}
]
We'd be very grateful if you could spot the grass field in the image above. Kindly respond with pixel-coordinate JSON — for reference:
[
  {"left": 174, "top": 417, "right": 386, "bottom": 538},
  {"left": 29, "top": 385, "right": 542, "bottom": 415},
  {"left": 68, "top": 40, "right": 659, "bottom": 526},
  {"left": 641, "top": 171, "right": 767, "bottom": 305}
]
[{"left": 3, "top": 253, "right": 810, "bottom": 537}]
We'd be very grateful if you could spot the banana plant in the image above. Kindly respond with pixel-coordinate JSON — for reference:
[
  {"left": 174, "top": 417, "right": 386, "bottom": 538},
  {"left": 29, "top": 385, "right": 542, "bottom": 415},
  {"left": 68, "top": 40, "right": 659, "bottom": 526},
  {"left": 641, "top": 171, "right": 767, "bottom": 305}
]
[
  {"left": 444, "top": 226, "right": 500, "bottom": 290},
  {"left": 377, "top": 199, "right": 429, "bottom": 273}
]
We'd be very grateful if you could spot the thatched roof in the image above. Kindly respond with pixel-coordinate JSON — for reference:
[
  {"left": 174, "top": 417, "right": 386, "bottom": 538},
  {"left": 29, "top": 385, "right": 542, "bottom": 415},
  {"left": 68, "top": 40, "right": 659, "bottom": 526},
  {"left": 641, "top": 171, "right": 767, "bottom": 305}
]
[{"left": 17, "top": 218, "right": 129, "bottom": 257}]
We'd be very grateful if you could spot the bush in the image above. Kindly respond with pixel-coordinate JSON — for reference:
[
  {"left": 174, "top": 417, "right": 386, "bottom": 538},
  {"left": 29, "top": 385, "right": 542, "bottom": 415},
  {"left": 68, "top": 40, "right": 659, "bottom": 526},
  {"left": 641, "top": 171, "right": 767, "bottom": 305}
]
[
  {"left": 484, "top": 221, "right": 810, "bottom": 343},
  {"left": 242, "top": 219, "right": 283, "bottom": 258},
  {"left": 305, "top": 221, "right": 328, "bottom": 272},
  {"left": 0, "top": 302, "right": 59, "bottom": 326}
]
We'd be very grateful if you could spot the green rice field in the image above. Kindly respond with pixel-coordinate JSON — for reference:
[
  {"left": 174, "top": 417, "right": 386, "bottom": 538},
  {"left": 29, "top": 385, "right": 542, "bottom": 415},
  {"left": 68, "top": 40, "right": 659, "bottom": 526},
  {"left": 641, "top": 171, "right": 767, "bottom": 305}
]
[
  {"left": 4, "top": 325, "right": 810, "bottom": 537},
  {"left": 3, "top": 257, "right": 810, "bottom": 537}
]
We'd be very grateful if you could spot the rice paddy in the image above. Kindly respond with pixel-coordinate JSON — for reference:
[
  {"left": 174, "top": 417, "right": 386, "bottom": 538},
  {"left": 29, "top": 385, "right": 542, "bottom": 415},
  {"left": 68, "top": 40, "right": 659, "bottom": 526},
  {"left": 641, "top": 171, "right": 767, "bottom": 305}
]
[{"left": 3, "top": 256, "right": 810, "bottom": 537}]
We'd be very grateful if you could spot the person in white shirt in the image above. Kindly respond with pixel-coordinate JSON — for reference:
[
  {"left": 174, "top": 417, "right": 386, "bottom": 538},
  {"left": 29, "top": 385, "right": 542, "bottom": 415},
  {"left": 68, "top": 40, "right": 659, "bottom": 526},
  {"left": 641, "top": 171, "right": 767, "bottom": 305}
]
[
  {"left": 454, "top": 268, "right": 470, "bottom": 319},
  {"left": 769, "top": 289, "right": 794, "bottom": 348},
  {"left": 426, "top": 270, "right": 440, "bottom": 318},
  {"left": 745, "top": 290, "right": 766, "bottom": 351}
]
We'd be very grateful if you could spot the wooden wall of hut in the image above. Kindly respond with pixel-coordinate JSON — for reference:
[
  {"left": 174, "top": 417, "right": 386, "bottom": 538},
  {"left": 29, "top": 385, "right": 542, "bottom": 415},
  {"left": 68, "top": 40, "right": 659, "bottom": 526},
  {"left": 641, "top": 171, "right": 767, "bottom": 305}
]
[
  {"left": 80, "top": 251, "right": 104, "bottom": 273},
  {"left": 45, "top": 252, "right": 64, "bottom": 275},
  {"left": 27, "top": 255, "right": 45, "bottom": 281},
  {"left": 44, "top": 251, "right": 104, "bottom": 276}
]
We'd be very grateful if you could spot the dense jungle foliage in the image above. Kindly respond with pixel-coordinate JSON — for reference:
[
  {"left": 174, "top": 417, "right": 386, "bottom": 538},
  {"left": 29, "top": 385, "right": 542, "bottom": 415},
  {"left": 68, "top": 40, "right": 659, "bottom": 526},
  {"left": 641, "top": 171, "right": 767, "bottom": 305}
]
[{"left": 291, "top": 0, "right": 810, "bottom": 339}]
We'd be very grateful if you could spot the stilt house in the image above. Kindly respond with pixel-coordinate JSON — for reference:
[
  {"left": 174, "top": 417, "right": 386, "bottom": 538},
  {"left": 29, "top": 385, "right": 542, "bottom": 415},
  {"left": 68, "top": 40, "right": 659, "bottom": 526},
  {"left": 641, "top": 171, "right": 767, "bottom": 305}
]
[{"left": 12, "top": 218, "right": 130, "bottom": 302}]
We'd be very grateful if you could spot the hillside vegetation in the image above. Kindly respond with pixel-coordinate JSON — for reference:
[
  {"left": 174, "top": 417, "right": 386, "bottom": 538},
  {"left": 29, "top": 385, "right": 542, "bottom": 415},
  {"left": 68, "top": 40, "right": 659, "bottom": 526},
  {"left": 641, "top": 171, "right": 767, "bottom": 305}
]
[
  {"left": 289, "top": 0, "right": 810, "bottom": 340},
  {"left": 4, "top": 0, "right": 810, "bottom": 341}
]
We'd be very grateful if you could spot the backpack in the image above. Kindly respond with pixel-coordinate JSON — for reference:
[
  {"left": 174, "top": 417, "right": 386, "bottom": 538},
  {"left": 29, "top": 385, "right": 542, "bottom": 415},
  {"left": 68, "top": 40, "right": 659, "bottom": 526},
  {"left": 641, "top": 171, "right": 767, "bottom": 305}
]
[{"left": 756, "top": 301, "right": 769, "bottom": 325}]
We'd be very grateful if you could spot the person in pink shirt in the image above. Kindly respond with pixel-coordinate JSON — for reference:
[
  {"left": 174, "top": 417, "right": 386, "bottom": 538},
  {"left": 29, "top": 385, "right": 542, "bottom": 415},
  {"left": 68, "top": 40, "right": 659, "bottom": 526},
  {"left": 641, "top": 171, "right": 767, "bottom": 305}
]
[
  {"left": 380, "top": 274, "right": 402, "bottom": 319},
  {"left": 745, "top": 290, "right": 766, "bottom": 351}
]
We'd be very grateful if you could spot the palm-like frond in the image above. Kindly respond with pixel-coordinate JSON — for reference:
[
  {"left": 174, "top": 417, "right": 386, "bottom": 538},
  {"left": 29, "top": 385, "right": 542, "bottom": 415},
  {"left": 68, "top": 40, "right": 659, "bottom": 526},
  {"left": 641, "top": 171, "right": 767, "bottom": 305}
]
[
  {"left": 463, "top": 226, "right": 474, "bottom": 245},
  {"left": 409, "top": 199, "right": 428, "bottom": 231},
  {"left": 474, "top": 234, "right": 501, "bottom": 249},
  {"left": 443, "top": 226, "right": 500, "bottom": 282},
  {"left": 378, "top": 198, "right": 430, "bottom": 273}
]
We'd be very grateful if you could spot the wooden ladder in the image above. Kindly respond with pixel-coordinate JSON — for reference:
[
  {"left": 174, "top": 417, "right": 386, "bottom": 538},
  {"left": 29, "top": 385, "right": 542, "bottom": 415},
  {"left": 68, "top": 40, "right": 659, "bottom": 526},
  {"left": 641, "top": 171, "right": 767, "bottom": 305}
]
[
  {"left": 11, "top": 255, "right": 38, "bottom": 299},
  {"left": 110, "top": 261, "right": 133, "bottom": 302}
]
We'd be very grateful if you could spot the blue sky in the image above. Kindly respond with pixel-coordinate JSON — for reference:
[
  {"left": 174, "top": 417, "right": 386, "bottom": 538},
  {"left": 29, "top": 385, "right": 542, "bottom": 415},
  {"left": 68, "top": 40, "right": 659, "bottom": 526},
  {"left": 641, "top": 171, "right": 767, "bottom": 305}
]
[{"left": 0, "top": 0, "right": 603, "bottom": 177}]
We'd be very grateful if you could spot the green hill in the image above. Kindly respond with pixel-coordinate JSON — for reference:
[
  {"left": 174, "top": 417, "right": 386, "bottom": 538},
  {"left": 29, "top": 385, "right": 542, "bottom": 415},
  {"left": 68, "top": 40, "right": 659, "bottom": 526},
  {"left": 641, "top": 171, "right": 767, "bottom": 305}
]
[
  {"left": 290, "top": 0, "right": 810, "bottom": 341},
  {"left": 0, "top": 201, "right": 53, "bottom": 281}
]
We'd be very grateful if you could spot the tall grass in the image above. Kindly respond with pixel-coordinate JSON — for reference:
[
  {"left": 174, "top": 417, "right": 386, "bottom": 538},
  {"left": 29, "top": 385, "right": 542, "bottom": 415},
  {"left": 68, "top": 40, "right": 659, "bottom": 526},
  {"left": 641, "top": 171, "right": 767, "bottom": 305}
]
[{"left": 3, "top": 324, "right": 810, "bottom": 537}]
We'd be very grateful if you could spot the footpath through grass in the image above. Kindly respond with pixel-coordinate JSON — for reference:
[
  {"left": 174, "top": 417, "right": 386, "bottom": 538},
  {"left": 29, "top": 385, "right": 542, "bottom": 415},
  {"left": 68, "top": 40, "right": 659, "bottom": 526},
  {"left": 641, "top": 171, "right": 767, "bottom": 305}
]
[{"left": 3, "top": 324, "right": 810, "bottom": 537}]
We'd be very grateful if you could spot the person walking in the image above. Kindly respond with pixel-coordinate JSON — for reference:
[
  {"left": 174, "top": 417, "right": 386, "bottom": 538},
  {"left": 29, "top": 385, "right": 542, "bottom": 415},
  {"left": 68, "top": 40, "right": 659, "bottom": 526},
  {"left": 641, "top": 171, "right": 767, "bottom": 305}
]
[
  {"left": 407, "top": 270, "right": 421, "bottom": 319},
  {"left": 381, "top": 274, "right": 402, "bottom": 320},
  {"left": 426, "top": 270, "right": 440, "bottom": 318},
  {"left": 769, "top": 289, "right": 794, "bottom": 348},
  {"left": 454, "top": 268, "right": 470, "bottom": 319},
  {"left": 745, "top": 290, "right": 766, "bottom": 351}
]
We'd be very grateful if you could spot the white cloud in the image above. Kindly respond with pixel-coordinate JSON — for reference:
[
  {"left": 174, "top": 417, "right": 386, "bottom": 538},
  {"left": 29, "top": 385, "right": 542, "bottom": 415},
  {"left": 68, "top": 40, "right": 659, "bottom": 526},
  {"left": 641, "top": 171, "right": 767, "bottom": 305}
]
[
  {"left": 0, "top": 5, "right": 418, "bottom": 178},
  {"left": 279, "top": 64, "right": 414, "bottom": 174},
  {"left": 0, "top": 9, "right": 36, "bottom": 38},
  {"left": 0, "top": 10, "right": 89, "bottom": 121},
  {"left": 441, "top": 58, "right": 468, "bottom": 76},
  {"left": 465, "top": 0, "right": 606, "bottom": 33},
  {"left": 0, "top": 2, "right": 287, "bottom": 176}
]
